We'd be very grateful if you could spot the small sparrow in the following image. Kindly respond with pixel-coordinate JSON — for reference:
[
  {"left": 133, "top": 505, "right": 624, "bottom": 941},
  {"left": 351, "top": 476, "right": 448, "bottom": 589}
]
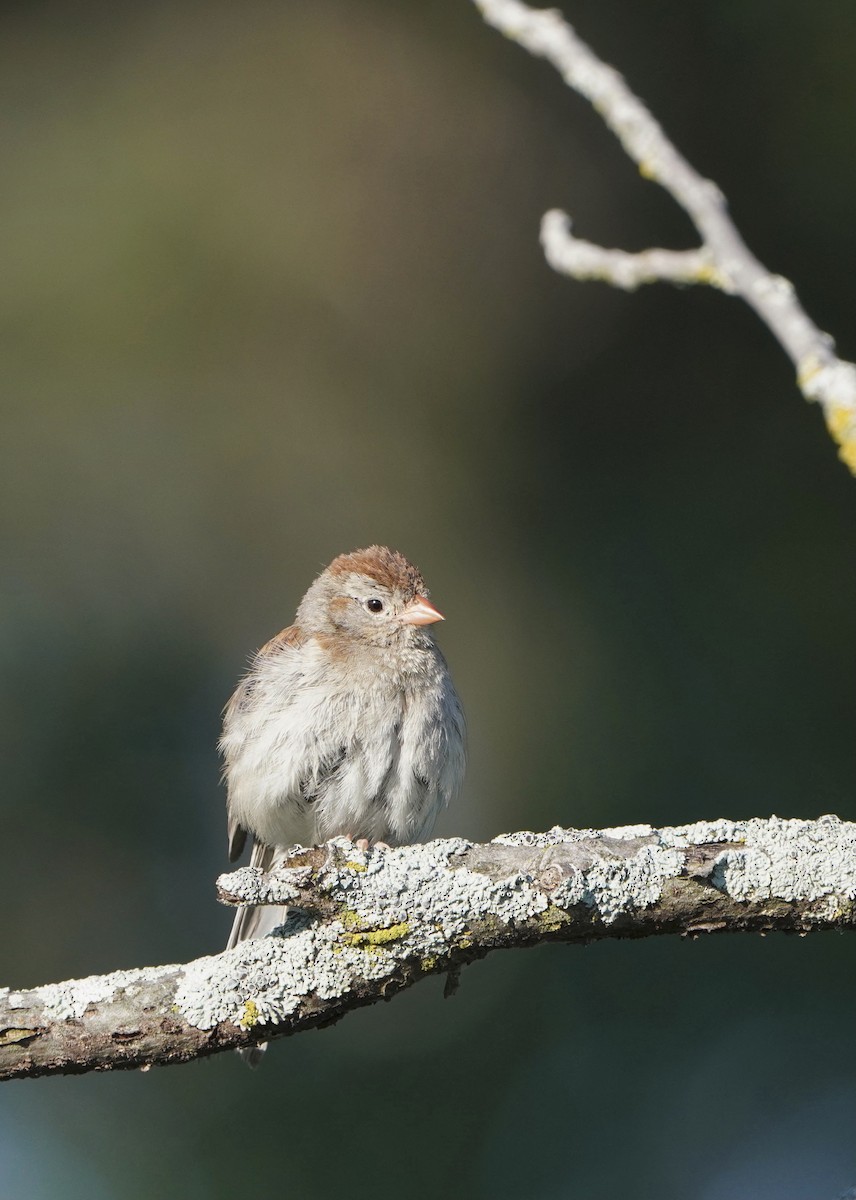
[{"left": 220, "top": 546, "right": 466, "bottom": 1050}]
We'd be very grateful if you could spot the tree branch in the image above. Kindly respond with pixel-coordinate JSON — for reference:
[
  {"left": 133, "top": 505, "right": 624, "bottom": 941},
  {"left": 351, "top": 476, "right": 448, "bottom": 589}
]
[
  {"left": 3, "top": 816, "right": 856, "bottom": 1082},
  {"left": 473, "top": 0, "right": 856, "bottom": 474}
]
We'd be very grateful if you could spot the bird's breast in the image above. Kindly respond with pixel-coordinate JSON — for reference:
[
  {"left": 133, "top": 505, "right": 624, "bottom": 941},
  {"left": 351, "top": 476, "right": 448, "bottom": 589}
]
[{"left": 223, "top": 638, "right": 460, "bottom": 848}]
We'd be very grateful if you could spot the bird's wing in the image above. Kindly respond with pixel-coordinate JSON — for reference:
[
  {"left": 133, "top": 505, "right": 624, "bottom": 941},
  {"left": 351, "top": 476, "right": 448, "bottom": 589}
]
[
  {"left": 227, "top": 813, "right": 247, "bottom": 863},
  {"left": 222, "top": 623, "right": 306, "bottom": 862}
]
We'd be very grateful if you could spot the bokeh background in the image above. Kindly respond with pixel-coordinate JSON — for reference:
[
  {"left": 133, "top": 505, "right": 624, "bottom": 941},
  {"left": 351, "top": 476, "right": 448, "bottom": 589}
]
[{"left": 2, "top": 2, "right": 856, "bottom": 1197}]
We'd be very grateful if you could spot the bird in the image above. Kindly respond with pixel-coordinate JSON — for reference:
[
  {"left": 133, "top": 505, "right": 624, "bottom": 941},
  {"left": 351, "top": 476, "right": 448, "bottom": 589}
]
[{"left": 220, "top": 546, "right": 466, "bottom": 1062}]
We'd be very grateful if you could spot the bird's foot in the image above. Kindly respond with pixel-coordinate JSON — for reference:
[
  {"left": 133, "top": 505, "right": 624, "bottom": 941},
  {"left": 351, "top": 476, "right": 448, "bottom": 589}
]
[{"left": 347, "top": 836, "right": 390, "bottom": 852}]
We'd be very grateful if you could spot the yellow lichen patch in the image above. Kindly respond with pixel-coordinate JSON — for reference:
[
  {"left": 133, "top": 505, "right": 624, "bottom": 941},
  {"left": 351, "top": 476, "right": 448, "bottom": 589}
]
[
  {"left": 421, "top": 955, "right": 439, "bottom": 972},
  {"left": 344, "top": 861, "right": 367, "bottom": 873},
  {"left": 797, "top": 355, "right": 824, "bottom": 390},
  {"left": 638, "top": 159, "right": 659, "bottom": 181},
  {"left": 693, "top": 262, "right": 730, "bottom": 290},
  {"left": 538, "top": 905, "right": 571, "bottom": 933},
  {"left": 825, "top": 404, "right": 854, "bottom": 440},
  {"left": 238, "top": 999, "right": 260, "bottom": 1030},
  {"left": 825, "top": 405, "right": 856, "bottom": 474},
  {"left": 340, "top": 921, "right": 410, "bottom": 949}
]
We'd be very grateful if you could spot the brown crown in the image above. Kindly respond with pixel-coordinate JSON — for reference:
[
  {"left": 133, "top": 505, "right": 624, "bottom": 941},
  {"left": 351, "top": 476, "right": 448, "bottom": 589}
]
[{"left": 327, "top": 545, "right": 427, "bottom": 597}]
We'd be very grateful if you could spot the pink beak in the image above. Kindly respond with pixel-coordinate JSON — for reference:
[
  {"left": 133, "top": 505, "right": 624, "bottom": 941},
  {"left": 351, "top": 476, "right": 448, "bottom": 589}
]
[{"left": 399, "top": 595, "right": 445, "bottom": 626}]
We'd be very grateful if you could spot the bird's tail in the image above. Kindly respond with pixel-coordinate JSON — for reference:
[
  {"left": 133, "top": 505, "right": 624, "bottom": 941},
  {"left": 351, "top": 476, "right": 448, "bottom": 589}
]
[{"left": 226, "top": 839, "right": 288, "bottom": 1068}]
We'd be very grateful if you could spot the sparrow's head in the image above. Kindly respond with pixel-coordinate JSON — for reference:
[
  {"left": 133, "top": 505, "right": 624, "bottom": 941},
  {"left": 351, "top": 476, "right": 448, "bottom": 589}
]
[{"left": 297, "top": 545, "right": 444, "bottom": 649}]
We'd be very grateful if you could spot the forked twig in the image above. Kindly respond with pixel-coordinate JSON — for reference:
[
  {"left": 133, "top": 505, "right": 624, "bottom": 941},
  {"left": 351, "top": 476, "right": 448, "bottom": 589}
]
[{"left": 474, "top": 0, "right": 856, "bottom": 472}]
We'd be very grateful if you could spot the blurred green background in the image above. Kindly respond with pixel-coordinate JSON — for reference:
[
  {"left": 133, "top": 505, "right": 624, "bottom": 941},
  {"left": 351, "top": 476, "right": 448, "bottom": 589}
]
[{"left": 2, "top": 1, "right": 856, "bottom": 1197}]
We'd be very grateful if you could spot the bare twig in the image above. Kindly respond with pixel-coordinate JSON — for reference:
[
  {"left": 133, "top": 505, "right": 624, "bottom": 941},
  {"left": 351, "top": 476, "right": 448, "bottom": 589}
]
[
  {"left": 3, "top": 816, "right": 856, "bottom": 1082},
  {"left": 473, "top": 0, "right": 856, "bottom": 472}
]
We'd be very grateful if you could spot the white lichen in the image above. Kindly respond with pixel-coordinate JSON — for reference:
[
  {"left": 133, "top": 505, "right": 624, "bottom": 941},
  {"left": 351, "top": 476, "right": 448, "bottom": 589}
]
[
  {"left": 180, "top": 837, "right": 552, "bottom": 1031},
  {"left": 664, "top": 815, "right": 856, "bottom": 903},
  {"left": 493, "top": 823, "right": 683, "bottom": 921},
  {"left": 493, "top": 825, "right": 594, "bottom": 846},
  {"left": 175, "top": 921, "right": 395, "bottom": 1030},
  {"left": 547, "top": 843, "right": 685, "bottom": 922},
  {"left": 8, "top": 818, "right": 853, "bottom": 1042},
  {"left": 495, "top": 816, "right": 856, "bottom": 910},
  {"left": 4, "top": 965, "right": 178, "bottom": 1021},
  {"left": 217, "top": 863, "right": 312, "bottom": 905}
]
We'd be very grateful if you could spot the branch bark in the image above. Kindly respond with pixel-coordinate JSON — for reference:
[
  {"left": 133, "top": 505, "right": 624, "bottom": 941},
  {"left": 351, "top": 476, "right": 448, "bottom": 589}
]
[
  {"left": 2, "top": 816, "right": 856, "bottom": 1082},
  {"left": 472, "top": 0, "right": 856, "bottom": 474}
]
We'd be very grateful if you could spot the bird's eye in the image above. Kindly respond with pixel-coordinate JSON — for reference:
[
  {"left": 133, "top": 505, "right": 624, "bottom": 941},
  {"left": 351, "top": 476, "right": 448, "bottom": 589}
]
[{"left": 366, "top": 598, "right": 384, "bottom": 614}]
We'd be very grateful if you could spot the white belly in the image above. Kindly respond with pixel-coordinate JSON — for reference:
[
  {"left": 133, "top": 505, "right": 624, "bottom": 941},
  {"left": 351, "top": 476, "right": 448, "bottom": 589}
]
[{"left": 221, "top": 638, "right": 464, "bottom": 850}]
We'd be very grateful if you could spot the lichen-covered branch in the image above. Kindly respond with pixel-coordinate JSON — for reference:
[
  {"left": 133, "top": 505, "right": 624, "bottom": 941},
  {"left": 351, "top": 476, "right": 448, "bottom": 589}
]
[
  {"left": 3, "top": 816, "right": 856, "bottom": 1082},
  {"left": 473, "top": 0, "right": 856, "bottom": 473}
]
